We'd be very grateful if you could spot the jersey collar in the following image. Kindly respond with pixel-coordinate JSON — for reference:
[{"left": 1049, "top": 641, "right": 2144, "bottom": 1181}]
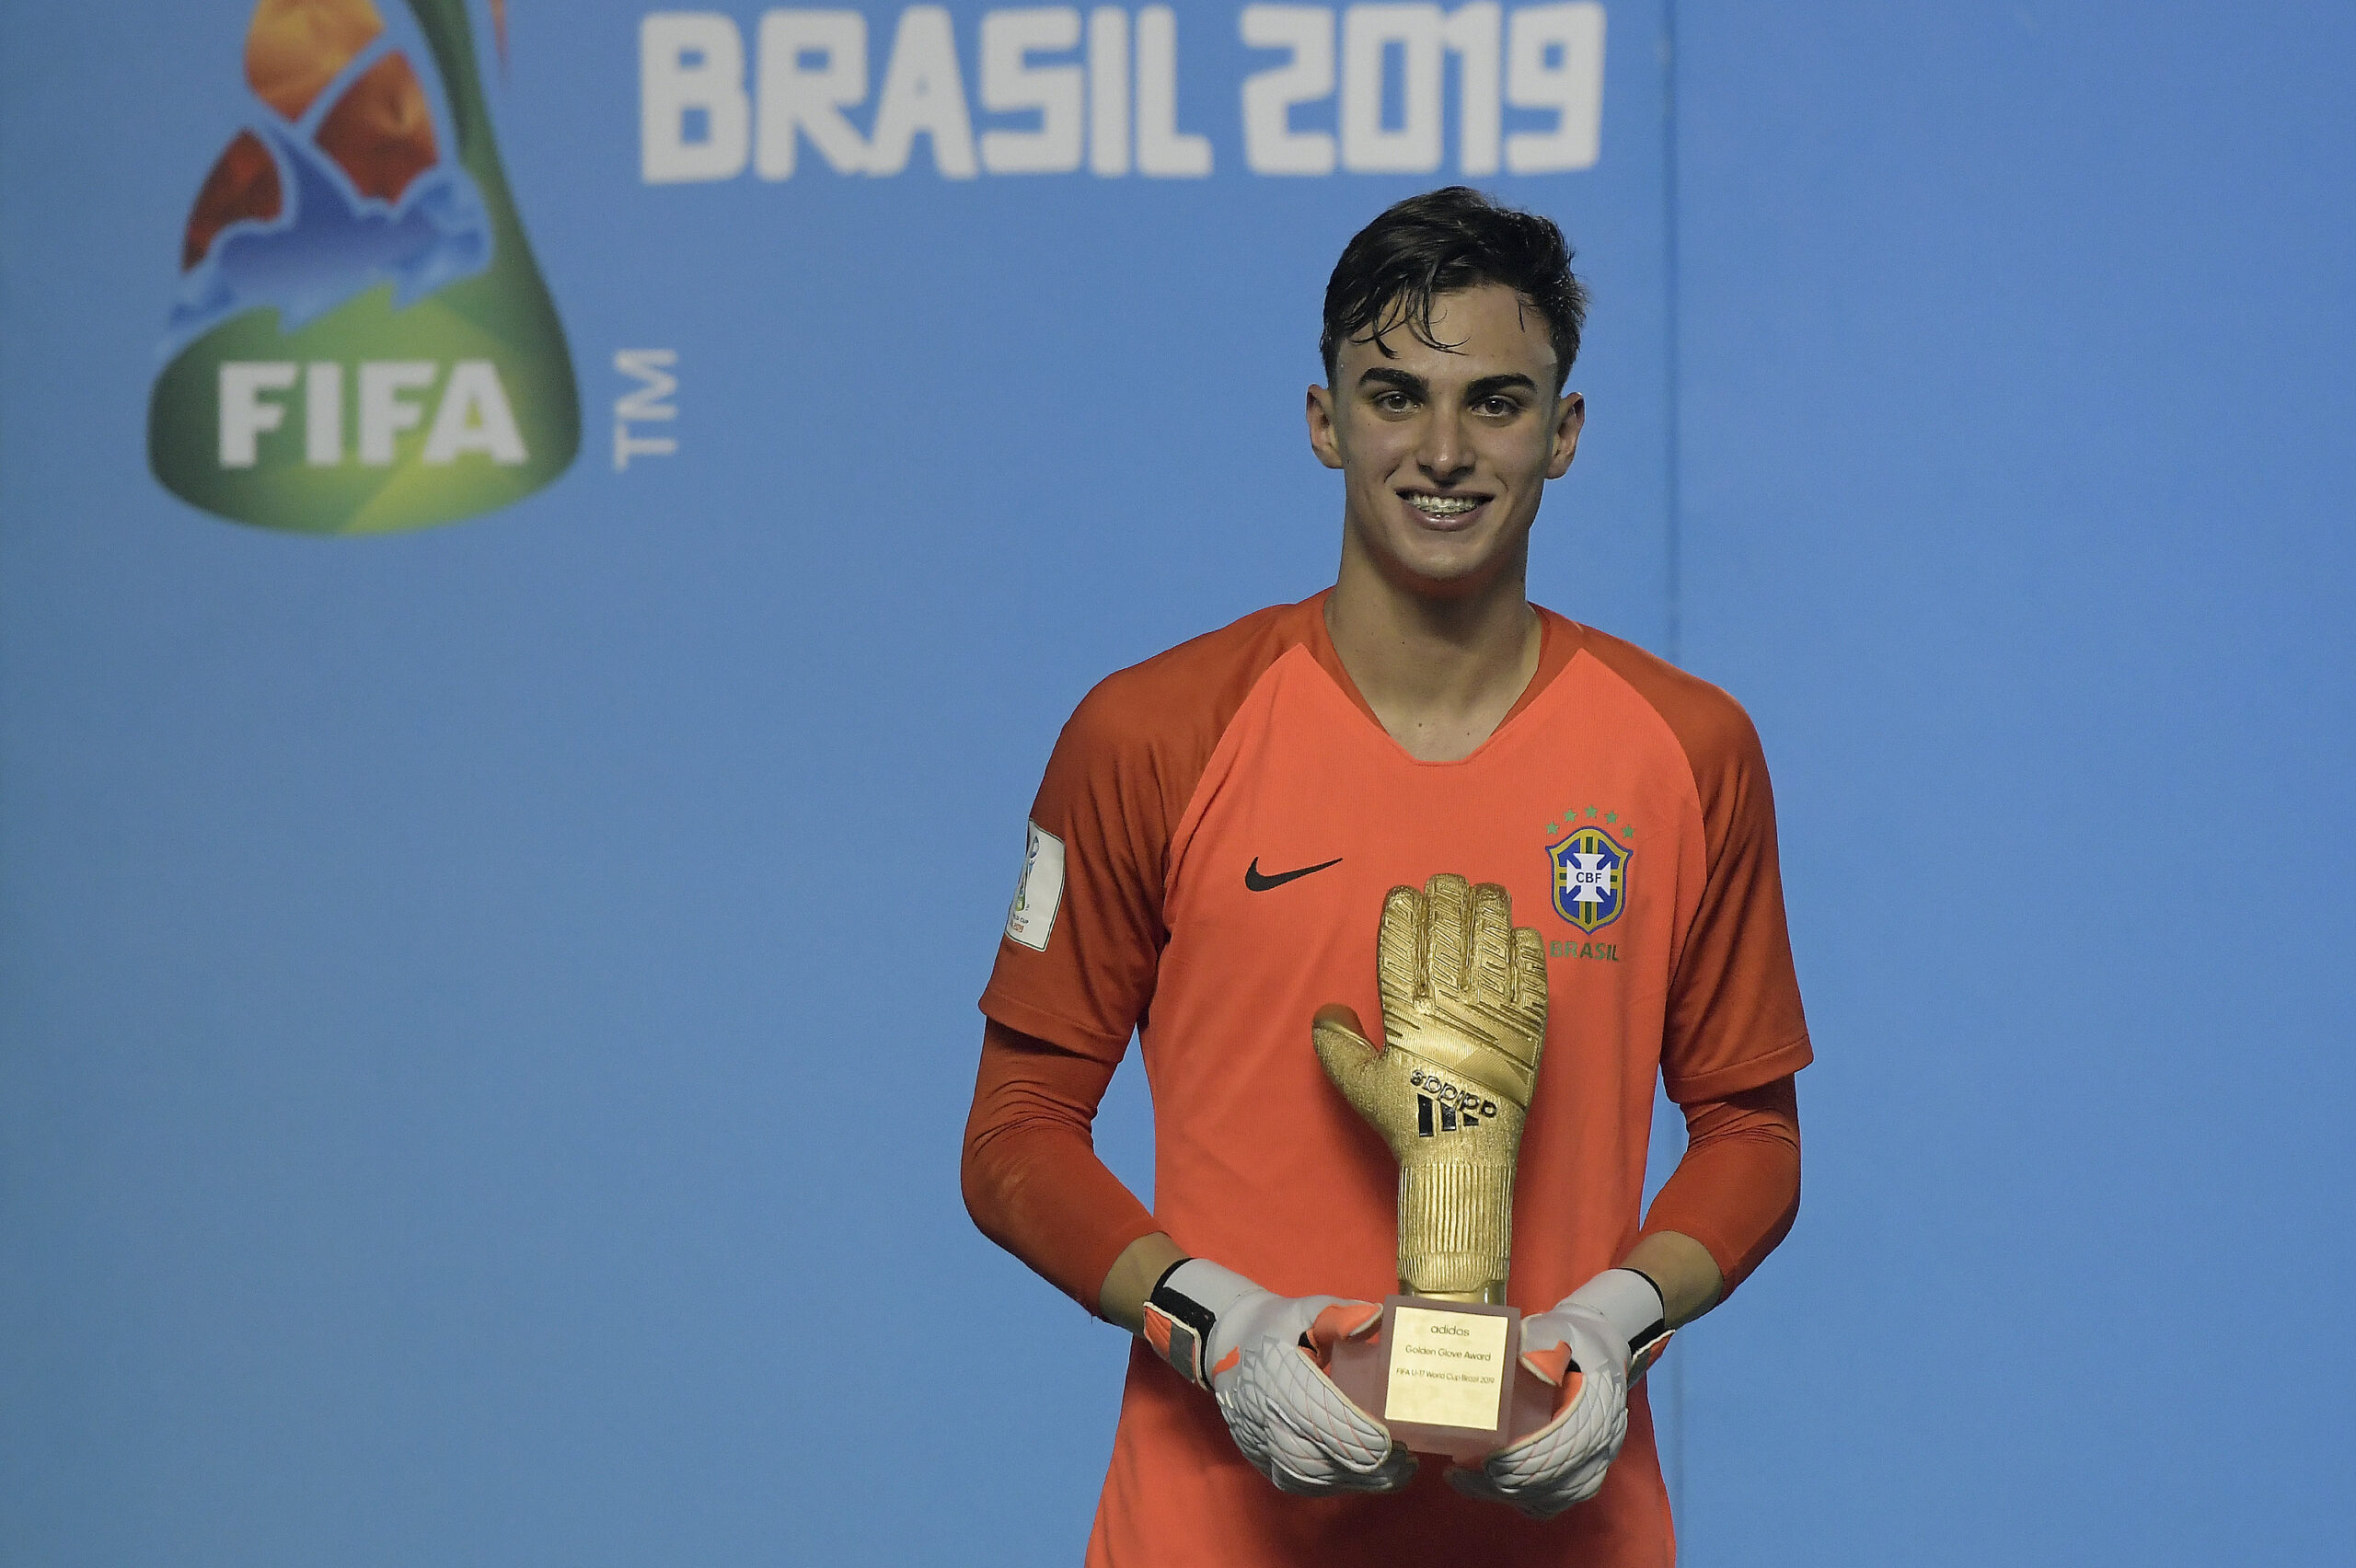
[{"left": 1296, "top": 590, "right": 1587, "bottom": 761}]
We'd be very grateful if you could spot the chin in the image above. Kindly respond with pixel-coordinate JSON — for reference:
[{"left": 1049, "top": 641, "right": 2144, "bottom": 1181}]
[
  {"left": 1386, "top": 546, "right": 1514, "bottom": 597},
  {"left": 1396, "top": 523, "right": 1516, "bottom": 573}
]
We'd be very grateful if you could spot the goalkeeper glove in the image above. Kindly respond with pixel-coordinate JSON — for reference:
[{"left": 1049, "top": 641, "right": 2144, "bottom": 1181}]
[
  {"left": 1142, "top": 1258, "right": 1416, "bottom": 1496},
  {"left": 1447, "top": 1268, "right": 1672, "bottom": 1518}
]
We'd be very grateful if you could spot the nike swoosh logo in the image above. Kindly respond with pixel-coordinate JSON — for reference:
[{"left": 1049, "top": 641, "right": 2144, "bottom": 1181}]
[{"left": 1244, "top": 856, "right": 1343, "bottom": 893}]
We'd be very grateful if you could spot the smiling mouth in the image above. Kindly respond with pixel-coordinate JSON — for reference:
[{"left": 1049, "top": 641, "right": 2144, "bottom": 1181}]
[{"left": 1403, "top": 491, "right": 1488, "bottom": 520}]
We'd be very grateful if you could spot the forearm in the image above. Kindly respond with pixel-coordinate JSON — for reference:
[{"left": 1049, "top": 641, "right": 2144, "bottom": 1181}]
[
  {"left": 1619, "top": 1230, "right": 1722, "bottom": 1328},
  {"left": 1098, "top": 1230, "right": 1188, "bottom": 1334},
  {"left": 1631, "top": 1076, "right": 1802, "bottom": 1319},
  {"left": 961, "top": 1020, "right": 1161, "bottom": 1309}
]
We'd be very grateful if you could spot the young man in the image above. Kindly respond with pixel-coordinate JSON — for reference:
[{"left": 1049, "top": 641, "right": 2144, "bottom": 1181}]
[{"left": 964, "top": 188, "right": 1808, "bottom": 1565}]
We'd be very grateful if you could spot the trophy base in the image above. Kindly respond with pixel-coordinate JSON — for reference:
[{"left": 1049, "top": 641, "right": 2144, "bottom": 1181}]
[{"left": 1326, "top": 1295, "right": 1557, "bottom": 1465}]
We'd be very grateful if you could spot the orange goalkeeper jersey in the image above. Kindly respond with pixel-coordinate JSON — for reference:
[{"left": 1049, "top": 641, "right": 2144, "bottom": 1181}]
[{"left": 980, "top": 594, "right": 1811, "bottom": 1567}]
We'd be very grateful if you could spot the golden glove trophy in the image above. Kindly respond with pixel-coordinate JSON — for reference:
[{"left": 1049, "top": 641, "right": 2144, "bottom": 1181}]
[{"left": 1317, "top": 873, "right": 1555, "bottom": 1463}]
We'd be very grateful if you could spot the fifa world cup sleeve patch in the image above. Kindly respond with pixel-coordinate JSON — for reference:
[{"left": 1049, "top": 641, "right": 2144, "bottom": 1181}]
[{"left": 1003, "top": 820, "right": 1066, "bottom": 952}]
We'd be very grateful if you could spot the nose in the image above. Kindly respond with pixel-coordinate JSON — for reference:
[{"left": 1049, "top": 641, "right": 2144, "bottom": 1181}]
[{"left": 1416, "top": 404, "right": 1473, "bottom": 486}]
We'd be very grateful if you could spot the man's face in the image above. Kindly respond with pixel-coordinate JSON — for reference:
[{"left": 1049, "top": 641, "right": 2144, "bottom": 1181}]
[{"left": 1308, "top": 282, "right": 1584, "bottom": 597}]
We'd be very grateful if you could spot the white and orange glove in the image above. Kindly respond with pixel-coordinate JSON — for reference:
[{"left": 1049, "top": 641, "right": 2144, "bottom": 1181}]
[
  {"left": 1448, "top": 1268, "right": 1673, "bottom": 1518},
  {"left": 1141, "top": 1258, "right": 1417, "bottom": 1496}
]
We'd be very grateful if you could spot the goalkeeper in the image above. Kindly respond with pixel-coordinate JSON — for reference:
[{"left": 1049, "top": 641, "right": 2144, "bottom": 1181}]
[{"left": 964, "top": 189, "right": 1809, "bottom": 1566}]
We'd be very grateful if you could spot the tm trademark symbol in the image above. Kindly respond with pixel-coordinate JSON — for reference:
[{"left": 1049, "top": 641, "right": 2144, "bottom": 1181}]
[{"left": 614, "top": 349, "right": 678, "bottom": 470}]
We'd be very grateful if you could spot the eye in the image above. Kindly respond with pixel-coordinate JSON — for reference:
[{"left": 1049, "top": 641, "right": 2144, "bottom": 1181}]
[
  {"left": 1475, "top": 395, "right": 1522, "bottom": 418},
  {"left": 1371, "top": 390, "right": 1415, "bottom": 413}
]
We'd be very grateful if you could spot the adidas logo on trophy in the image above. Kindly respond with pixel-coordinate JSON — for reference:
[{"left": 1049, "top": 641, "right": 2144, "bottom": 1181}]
[
  {"left": 1408, "top": 1066, "right": 1502, "bottom": 1137},
  {"left": 149, "top": 0, "right": 578, "bottom": 534}
]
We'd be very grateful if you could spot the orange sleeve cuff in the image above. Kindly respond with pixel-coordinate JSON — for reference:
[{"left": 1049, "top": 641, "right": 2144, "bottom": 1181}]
[
  {"left": 978, "top": 986, "right": 1131, "bottom": 1064},
  {"left": 961, "top": 1019, "right": 1160, "bottom": 1311},
  {"left": 1638, "top": 1075, "right": 1802, "bottom": 1297},
  {"left": 1662, "top": 1031, "right": 1814, "bottom": 1105}
]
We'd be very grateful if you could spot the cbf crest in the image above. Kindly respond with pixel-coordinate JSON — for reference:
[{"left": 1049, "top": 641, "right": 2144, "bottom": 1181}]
[{"left": 1549, "top": 823, "right": 1630, "bottom": 932}]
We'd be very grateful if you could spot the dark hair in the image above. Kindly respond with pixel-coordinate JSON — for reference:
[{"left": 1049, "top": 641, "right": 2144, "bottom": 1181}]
[{"left": 1321, "top": 188, "right": 1588, "bottom": 391}]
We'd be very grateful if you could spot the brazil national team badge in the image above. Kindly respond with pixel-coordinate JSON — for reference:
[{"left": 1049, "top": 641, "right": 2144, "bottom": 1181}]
[
  {"left": 1549, "top": 823, "right": 1629, "bottom": 932},
  {"left": 149, "top": 0, "right": 578, "bottom": 535}
]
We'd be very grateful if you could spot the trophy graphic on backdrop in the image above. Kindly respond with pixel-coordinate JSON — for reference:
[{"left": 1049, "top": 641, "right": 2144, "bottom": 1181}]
[{"left": 1316, "top": 872, "right": 1558, "bottom": 1463}]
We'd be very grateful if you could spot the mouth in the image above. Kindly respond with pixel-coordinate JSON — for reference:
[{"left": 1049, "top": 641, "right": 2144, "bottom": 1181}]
[{"left": 1400, "top": 490, "right": 1492, "bottom": 525}]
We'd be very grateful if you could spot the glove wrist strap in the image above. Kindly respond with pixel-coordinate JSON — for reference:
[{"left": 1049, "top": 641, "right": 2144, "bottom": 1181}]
[
  {"left": 1568, "top": 1266, "right": 1675, "bottom": 1380},
  {"left": 1142, "top": 1257, "right": 1248, "bottom": 1391}
]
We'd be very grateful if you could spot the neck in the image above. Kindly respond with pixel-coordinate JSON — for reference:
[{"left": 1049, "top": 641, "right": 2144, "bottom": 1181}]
[{"left": 1325, "top": 536, "right": 1541, "bottom": 763}]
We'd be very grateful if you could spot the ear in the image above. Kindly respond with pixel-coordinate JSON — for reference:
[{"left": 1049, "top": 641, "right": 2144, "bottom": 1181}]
[
  {"left": 1546, "top": 391, "right": 1585, "bottom": 479},
  {"left": 1307, "top": 385, "right": 1345, "bottom": 471}
]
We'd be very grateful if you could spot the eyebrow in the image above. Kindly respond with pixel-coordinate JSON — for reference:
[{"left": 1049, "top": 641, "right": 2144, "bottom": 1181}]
[
  {"left": 1467, "top": 373, "right": 1540, "bottom": 398},
  {"left": 1356, "top": 368, "right": 1541, "bottom": 400},
  {"left": 1357, "top": 366, "right": 1427, "bottom": 395}
]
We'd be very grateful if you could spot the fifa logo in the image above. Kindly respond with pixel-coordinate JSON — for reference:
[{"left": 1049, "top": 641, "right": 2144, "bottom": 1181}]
[{"left": 149, "top": 0, "right": 578, "bottom": 535}]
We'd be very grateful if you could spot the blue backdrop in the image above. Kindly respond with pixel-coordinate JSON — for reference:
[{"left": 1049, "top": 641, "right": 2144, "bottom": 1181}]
[{"left": 1, "top": 2, "right": 2349, "bottom": 1563}]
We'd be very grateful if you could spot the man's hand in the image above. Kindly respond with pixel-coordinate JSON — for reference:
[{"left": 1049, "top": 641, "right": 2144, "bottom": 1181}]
[
  {"left": 1448, "top": 1269, "right": 1670, "bottom": 1518},
  {"left": 1142, "top": 1258, "right": 1416, "bottom": 1496}
]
